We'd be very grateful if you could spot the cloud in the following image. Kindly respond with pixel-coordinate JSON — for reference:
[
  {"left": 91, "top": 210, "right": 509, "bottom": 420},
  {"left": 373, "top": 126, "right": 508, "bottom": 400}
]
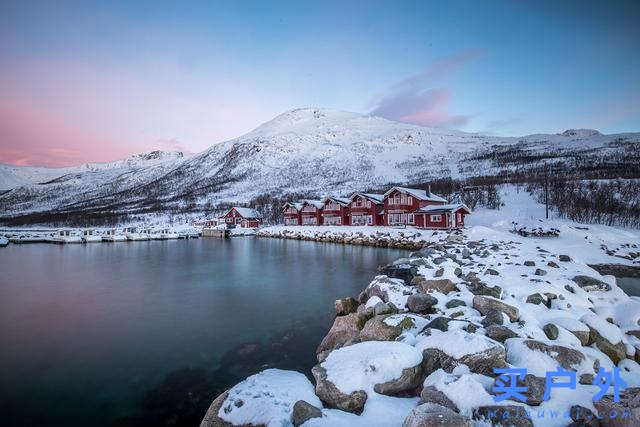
[
  {"left": 370, "top": 49, "right": 483, "bottom": 128},
  {"left": 154, "top": 138, "right": 192, "bottom": 154}
]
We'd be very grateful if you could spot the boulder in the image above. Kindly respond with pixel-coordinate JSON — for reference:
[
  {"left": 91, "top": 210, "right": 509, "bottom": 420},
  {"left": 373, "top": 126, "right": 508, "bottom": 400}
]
[
  {"left": 465, "top": 282, "right": 502, "bottom": 298},
  {"left": 473, "top": 295, "right": 519, "bottom": 322},
  {"left": 535, "top": 268, "right": 547, "bottom": 276},
  {"left": 291, "top": 400, "right": 322, "bottom": 426},
  {"left": 559, "top": 255, "right": 572, "bottom": 262},
  {"left": 547, "top": 261, "right": 560, "bottom": 268},
  {"left": 316, "top": 313, "right": 361, "bottom": 362},
  {"left": 381, "top": 264, "right": 418, "bottom": 284},
  {"left": 592, "top": 387, "right": 640, "bottom": 427},
  {"left": 311, "top": 365, "right": 367, "bottom": 414},
  {"left": 485, "top": 325, "right": 519, "bottom": 343},
  {"left": 543, "top": 323, "right": 559, "bottom": 340},
  {"left": 360, "top": 315, "right": 402, "bottom": 342},
  {"left": 445, "top": 299, "right": 466, "bottom": 309},
  {"left": 521, "top": 340, "right": 585, "bottom": 370},
  {"left": 490, "top": 374, "right": 545, "bottom": 406},
  {"left": 485, "top": 268, "right": 500, "bottom": 276},
  {"left": 420, "top": 386, "right": 459, "bottom": 412},
  {"left": 587, "top": 326, "right": 626, "bottom": 365},
  {"left": 335, "top": 297, "right": 359, "bottom": 316},
  {"left": 481, "top": 309, "right": 505, "bottom": 327},
  {"left": 458, "top": 345, "right": 508, "bottom": 376},
  {"left": 199, "top": 390, "right": 234, "bottom": 427},
  {"left": 524, "top": 260, "right": 536, "bottom": 267},
  {"left": 373, "top": 301, "right": 397, "bottom": 316},
  {"left": 403, "top": 403, "right": 472, "bottom": 427},
  {"left": 572, "top": 275, "right": 612, "bottom": 292},
  {"left": 407, "top": 293, "right": 438, "bottom": 313},
  {"left": 412, "top": 277, "right": 459, "bottom": 294},
  {"left": 426, "top": 317, "right": 451, "bottom": 332},
  {"left": 569, "top": 405, "right": 599, "bottom": 427},
  {"left": 473, "top": 405, "right": 533, "bottom": 426},
  {"left": 526, "top": 293, "right": 546, "bottom": 306},
  {"left": 373, "top": 362, "right": 423, "bottom": 395}
]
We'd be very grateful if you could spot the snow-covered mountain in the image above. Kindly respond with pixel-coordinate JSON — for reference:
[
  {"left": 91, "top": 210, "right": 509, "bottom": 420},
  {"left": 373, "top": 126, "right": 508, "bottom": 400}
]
[{"left": 1, "top": 108, "right": 638, "bottom": 221}]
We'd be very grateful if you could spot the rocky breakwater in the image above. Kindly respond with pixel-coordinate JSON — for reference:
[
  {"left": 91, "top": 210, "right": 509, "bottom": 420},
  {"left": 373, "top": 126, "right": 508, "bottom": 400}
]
[
  {"left": 200, "top": 235, "right": 640, "bottom": 426},
  {"left": 254, "top": 227, "right": 441, "bottom": 250}
]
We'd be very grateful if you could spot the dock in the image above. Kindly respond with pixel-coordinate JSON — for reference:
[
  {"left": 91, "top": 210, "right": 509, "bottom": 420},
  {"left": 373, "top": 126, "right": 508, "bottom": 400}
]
[{"left": 202, "top": 228, "right": 229, "bottom": 238}]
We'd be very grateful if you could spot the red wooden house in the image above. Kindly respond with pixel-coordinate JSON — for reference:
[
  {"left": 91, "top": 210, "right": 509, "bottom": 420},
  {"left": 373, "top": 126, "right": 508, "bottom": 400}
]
[
  {"left": 221, "top": 207, "right": 262, "bottom": 228},
  {"left": 300, "top": 200, "right": 324, "bottom": 225},
  {"left": 321, "top": 197, "right": 350, "bottom": 225},
  {"left": 414, "top": 204, "right": 471, "bottom": 229},
  {"left": 282, "top": 202, "right": 303, "bottom": 226},
  {"left": 383, "top": 186, "right": 447, "bottom": 226},
  {"left": 348, "top": 193, "right": 384, "bottom": 225}
]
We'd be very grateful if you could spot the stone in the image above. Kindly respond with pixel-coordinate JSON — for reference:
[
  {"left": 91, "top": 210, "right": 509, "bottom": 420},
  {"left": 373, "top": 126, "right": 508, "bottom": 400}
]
[
  {"left": 587, "top": 326, "right": 626, "bottom": 364},
  {"left": 535, "top": 268, "right": 547, "bottom": 276},
  {"left": 445, "top": 299, "right": 466, "bottom": 309},
  {"left": 572, "top": 275, "right": 612, "bottom": 292},
  {"left": 458, "top": 345, "right": 508, "bottom": 376},
  {"left": 473, "top": 295, "right": 519, "bottom": 322},
  {"left": 466, "top": 323, "right": 478, "bottom": 333},
  {"left": 524, "top": 260, "right": 536, "bottom": 266},
  {"left": 432, "top": 257, "right": 448, "bottom": 265},
  {"left": 406, "top": 293, "right": 438, "bottom": 313},
  {"left": 579, "top": 373, "right": 594, "bottom": 385},
  {"left": 360, "top": 315, "right": 402, "bottom": 342},
  {"left": 316, "top": 313, "right": 361, "bottom": 362},
  {"left": 592, "top": 387, "right": 640, "bottom": 427},
  {"left": 462, "top": 248, "right": 471, "bottom": 258},
  {"left": 521, "top": 340, "right": 585, "bottom": 370},
  {"left": 526, "top": 293, "right": 545, "bottom": 305},
  {"left": 490, "top": 374, "right": 545, "bottom": 406},
  {"left": 291, "top": 400, "right": 322, "bottom": 426},
  {"left": 485, "top": 268, "right": 500, "bottom": 276},
  {"left": 200, "top": 390, "right": 235, "bottom": 427},
  {"left": 569, "top": 405, "right": 599, "bottom": 427},
  {"left": 434, "top": 268, "right": 444, "bottom": 277},
  {"left": 420, "top": 386, "right": 459, "bottom": 412},
  {"left": 381, "top": 264, "right": 418, "bottom": 284},
  {"left": 547, "top": 261, "right": 560, "bottom": 268},
  {"left": 465, "top": 281, "right": 502, "bottom": 298},
  {"left": 481, "top": 309, "right": 504, "bottom": 327},
  {"left": 311, "top": 365, "right": 367, "bottom": 414},
  {"left": 412, "top": 276, "right": 459, "bottom": 294},
  {"left": 485, "top": 325, "right": 519, "bottom": 343},
  {"left": 543, "top": 323, "right": 559, "bottom": 340},
  {"left": 374, "top": 301, "right": 397, "bottom": 316},
  {"left": 373, "top": 363, "right": 424, "bottom": 396},
  {"left": 454, "top": 267, "right": 463, "bottom": 277},
  {"left": 426, "top": 316, "right": 451, "bottom": 332},
  {"left": 559, "top": 255, "right": 572, "bottom": 262},
  {"left": 403, "top": 403, "right": 472, "bottom": 427},
  {"left": 334, "top": 297, "right": 358, "bottom": 316},
  {"left": 473, "top": 405, "right": 533, "bottom": 426}
]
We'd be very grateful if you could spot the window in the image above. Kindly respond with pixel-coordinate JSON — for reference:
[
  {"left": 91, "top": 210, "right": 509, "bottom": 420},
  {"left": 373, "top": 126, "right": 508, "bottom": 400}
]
[
  {"left": 302, "top": 205, "right": 316, "bottom": 212},
  {"left": 366, "top": 215, "right": 373, "bottom": 225},
  {"left": 408, "top": 214, "right": 414, "bottom": 224},
  {"left": 366, "top": 200, "right": 371, "bottom": 208},
  {"left": 430, "top": 214, "right": 442, "bottom": 222},
  {"left": 302, "top": 216, "right": 317, "bottom": 225},
  {"left": 408, "top": 196, "right": 412, "bottom": 204}
]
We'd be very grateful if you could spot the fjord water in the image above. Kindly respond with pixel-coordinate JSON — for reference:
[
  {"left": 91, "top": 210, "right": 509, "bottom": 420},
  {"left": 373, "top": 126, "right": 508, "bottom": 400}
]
[{"left": 0, "top": 238, "right": 406, "bottom": 427}]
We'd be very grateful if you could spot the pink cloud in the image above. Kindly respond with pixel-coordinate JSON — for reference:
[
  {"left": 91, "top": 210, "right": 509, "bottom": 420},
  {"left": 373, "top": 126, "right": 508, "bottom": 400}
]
[{"left": 371, "top": 49, "right": 482, "bottom": 128}]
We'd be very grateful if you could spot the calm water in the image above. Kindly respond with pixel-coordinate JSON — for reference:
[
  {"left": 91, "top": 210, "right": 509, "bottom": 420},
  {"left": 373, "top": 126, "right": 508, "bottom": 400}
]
[
  {"left": 617, "top": 277, "right": 640, "bottom": 297},
  {"left": 0, "top": 238, "right": 406, "bottom": 427}
]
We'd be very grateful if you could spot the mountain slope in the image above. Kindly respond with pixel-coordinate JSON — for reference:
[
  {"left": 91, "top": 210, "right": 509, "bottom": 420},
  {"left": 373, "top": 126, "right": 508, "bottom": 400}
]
[{"left": 0, "top": 108, "right": 638, "bottom": 221}]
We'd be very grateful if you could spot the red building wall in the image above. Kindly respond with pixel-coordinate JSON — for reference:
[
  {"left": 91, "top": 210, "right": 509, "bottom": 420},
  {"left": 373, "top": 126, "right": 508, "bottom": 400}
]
[
  {"left": 301, "top": 204, "right": 323, "bottom": 225},
  {"left": 349, "top": 195, "right": 383, "bottom": 225},
  {"left": 322, "top": 200, "right": 349, "bottom": 225}
]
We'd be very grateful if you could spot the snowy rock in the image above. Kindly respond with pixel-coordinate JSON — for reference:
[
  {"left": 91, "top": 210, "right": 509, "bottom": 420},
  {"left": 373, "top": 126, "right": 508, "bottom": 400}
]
[
  {"left": 481, "top": 309, "right": 505, "bottom": 327},
  {"left": 373, "top": 301, "right": 397, "bottom": 316},
  {"left": 412, "top": 277, "right": 458, "bottom": 294},
  {"left": 534, "top": 268, "right": 547, "bottom": 276},
  {"left": 581, "top": 314, "right": 626, "bottom": 364},
  {"left": 572, "top": 275, "right": 612, "bottom": 292},
  {"left": 473, "top": 295, "right": 519, "bottom": 322},
  {"left": 465, "top": 282, "right": 502, "bottom": 298},
  {"left": 316, "top": 313, "right": 361, "bottom": 362},
  {"left": 445, "top": 299, "right": 466, "bottom": 309},
  {"left": 525, "top": 293, "right": 546, "bottom": 306},
  {"left": 335, "top": 297, "right": 358, "bottom": 316},
  {"left": 403, "top": 403, "right": 472, "bottom": 427},
  {"left": 291, "top": 400, "right": 322, "bottom": 426},
  {"left": 569, "top": 405, "right": 599, "bottom": 427},
  {"left": 213, "top": 369, "right": 321, "bottom": 427},
  {"left": 366, "top": 276, "right": 416, "bottom": 310},
  {"left": 506, "top": 339, "right": 586, "bottom": 374},
  {"left": 473, "top": 405, "right": 533, "bottom": 426},
  {"left": 485, "top": 325, "right": 519, "bottom": 343},
  {"left": 559, "top": 254, "right": 572, "bottom": 262},
  {"left": 426, "top": 317, "right": 452, "bottom": 332},
  {"left": 360, "top": 315, "right": 403, "bottom": 342},
  {"left": 200, "top": 390, "right": 233, "bottom": 427},
  {"left": 524, "top": 260, "right": 535, "bottom": 266},
  {"left": 406, "top": 294, "right": 438, "bottom": 314},
  {"left": 313, "top": 341, "right": 423, "bottom": 413},
  {"left": 548, "top": 317, "right": 591, "bottom": 346},
  {"left": 381, "top": 264, "right": 418, "bottom": 285},
  {"left": 419, "top": 386, "right": 459, "bottom": 412},
  {"left": 485, "top": 268, "right": 500, "bottom": 276},
  {"left": 593, "top": 387, "right": 640, "bottom": 427}
]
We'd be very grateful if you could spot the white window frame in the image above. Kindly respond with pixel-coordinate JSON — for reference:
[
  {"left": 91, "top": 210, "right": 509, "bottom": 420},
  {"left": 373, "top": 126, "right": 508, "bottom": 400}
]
[
  {"left": 430, "top": 214, "right": 442, "bottom": 222},
  {"left": 366, "top": 215, "right": 373, "bottom": 225},
  {"left": 408, "top": 214, "right": 414, "bottom": 224}
]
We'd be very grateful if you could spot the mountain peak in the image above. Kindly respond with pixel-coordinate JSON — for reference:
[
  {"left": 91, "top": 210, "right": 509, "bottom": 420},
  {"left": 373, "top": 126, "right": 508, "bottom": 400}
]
[{"left": 560, "top": 129, "right": 602, "bottom": 138}]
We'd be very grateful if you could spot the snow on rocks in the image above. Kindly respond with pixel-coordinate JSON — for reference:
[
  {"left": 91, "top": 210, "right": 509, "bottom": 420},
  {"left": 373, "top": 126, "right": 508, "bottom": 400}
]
[
  {"left": 312, "top": 341, "right": 423, "bottom": 414},
  {"left": 200, "top": 369, "right": 321, "bottom": 427}
]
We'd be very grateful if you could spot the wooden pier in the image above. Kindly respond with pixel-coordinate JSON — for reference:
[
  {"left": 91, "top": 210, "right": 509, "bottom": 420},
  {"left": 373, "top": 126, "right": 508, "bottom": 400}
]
[{"left": 202, "top": 228, "right": 229, "bottom": 238}]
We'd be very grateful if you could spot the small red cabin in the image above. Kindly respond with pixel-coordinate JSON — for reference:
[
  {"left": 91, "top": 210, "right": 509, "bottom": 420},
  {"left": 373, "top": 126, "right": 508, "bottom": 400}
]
[
  {"left": 321, "top": 197, "right": 350, "bottom": 225},
  {"left": 348, "top": 193, "right": 384, "bottom": 225},
  {"left": 413, "top": 204, "right": 471, "bottom": 229},
  {"left": 300, "top": 200, "right": 324, "bottom": 225},
  {"left": 221, "top": 207, "right": 262, "bottom": 228},
  {"left": 383, "top": 186, "right": 447, "bottom": 226},
  {"left": 282, "top": 202, "right": 303, "bottom": 226}
]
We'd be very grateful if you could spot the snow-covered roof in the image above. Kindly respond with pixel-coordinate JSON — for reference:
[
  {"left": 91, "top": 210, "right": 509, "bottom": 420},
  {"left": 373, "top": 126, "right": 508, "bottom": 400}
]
[
  {"left": 303, "top": 199, "right": 325, "bottom": 209},
  {"left": 383, "top": 186, "right": 448, "bottom": 203},
  {"left": 349, "top": 192, "right": 384, "bottom": 204},
  {"left": 323, "top": 196, "right": 350, "bottom": 206},
  {"left": 282, "top": 202, "right": 303, "bottom": 211},
  {"left": 228, "top": 207, "right": 262, "bottom": 219},
  {"left": 417, "top": 203, "right": 471, "bottom": 214}
]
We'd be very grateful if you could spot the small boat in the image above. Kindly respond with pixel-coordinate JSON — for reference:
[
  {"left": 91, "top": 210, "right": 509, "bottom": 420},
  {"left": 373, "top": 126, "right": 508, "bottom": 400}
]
[
  {"left": 81, "top": 229, "right": 102, "bottom": 243},
  {"left": 52, "top": 230, "right": 82, "bottom": 244},
  {"left": 124, "top": 227, "right": 149, "bottom": 241},
  {"left": 0, "top": 236, "right": 8, "bottom": 247},
  {"left": 102, "top": 229, "right": 127, "bottom": 242}
]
